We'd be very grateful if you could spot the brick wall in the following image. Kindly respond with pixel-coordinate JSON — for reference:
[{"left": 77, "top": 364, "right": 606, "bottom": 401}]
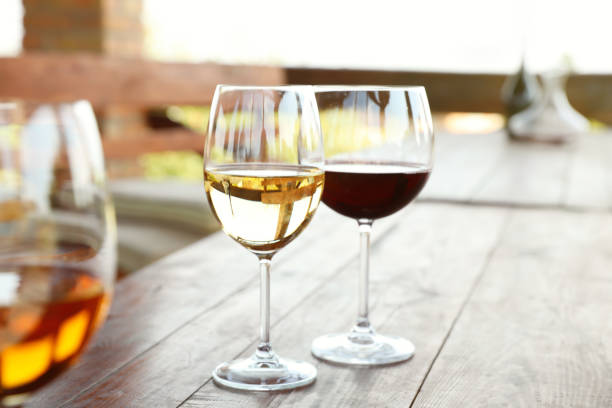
[
  {"left": 23, "top": 0, "right": 142, "bottom": 56},
  {"left": 22, "top": 0, "right": 147, "bottom": 142},
  {"left": 23, "top": 0, "right": 104, "bottom": 52},
  {"left": 102, "top": 0, "right": 143, "bottom": 57}
]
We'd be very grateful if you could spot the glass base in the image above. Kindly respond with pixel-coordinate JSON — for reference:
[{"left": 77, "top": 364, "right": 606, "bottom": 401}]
[
  {"left": 1, "top": 393, "right": 28, "bottom": 408},
  {"left": 212, "top": 354, "right": 317, "bottom": 391},
  {"left": 311, "top": 332, "right": 415, "bottom": 366}
]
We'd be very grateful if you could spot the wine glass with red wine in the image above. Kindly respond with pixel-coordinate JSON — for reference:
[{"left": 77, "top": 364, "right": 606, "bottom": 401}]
[{"left": 311, "top": 86, "right": 433, "bottom": 365}]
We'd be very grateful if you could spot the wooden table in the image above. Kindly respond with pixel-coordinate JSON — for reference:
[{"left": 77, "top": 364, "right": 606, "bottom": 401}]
[{"left": 31, "top": 131, "right": 612, "bottom": 407}]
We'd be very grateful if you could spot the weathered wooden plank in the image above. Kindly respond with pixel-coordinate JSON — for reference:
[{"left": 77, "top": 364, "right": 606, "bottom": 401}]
[
  {"left": 0, "top": 53, "right": 285, "bottom": 107},
  {"left": 423, "top": 131, "right": 612, "bottom": 210},
  {"left": 411, "top": 209, "right": 612, "bottom": 407},
  {"left": 28, "top": 231, "right": 254, "bottom": 407},
  {"left": 181, "top": 204, "right": 509, "bottom": 408},
  {"left": 471, "top": 141, "right": 573, "bottom": 207},
  {"left": 564, "top": 132, "right": 612, "bottom": 209},
  {"left": 421, "top": 132, "right": 507, "bottom": 202},
  {"left": 28, "top": 206, "right": 351, "bottom": 407},
  {"left": 53, "top": 207, "right": 401, "bottom": 407}
]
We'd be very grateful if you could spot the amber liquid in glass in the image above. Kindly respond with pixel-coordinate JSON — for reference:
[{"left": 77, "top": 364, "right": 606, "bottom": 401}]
[{"left": 0, "top": 244, "right": 110, "bottom": 402}]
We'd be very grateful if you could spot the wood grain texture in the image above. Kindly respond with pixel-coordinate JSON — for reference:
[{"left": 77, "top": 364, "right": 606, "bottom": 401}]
[
  {"left": 28, "top": 207, "right": 397, "bottom": 407},
  {"left": 471, "top": 141, "right": 572, "bottom": 206},
  {"left": 411, "top": 209, "right": 612, "bottom": 408},
  {"left": 182, "top": 204, "right": 509, "bottom": 408},
  {"left": 24, "top": 130, "right": 612, "bottom": 407},
  {"left": 0, "top": 53, "right": 285, "bottom": 107},
  {"left": 564, "top": 132, "right": 612, "bottom": 209},
  {"left": 28, "top": 227, "right": 255, "bottom": 407},
  {"left": 422, "top": 131, "right": 612, "bottom": 210},
  {"left": 421, "top": 132, "right": 507, "bottom": 202},
  {"left": 28, "top": 207, "right": 350, "bottom": 407},
  {"left": 53, "top": 208, "right": 400, "bottom": 407}
]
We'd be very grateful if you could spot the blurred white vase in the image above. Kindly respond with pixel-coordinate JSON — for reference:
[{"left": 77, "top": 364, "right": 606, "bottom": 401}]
[{"left": 508, "top": 70, "right": 589, "bottom": 143}]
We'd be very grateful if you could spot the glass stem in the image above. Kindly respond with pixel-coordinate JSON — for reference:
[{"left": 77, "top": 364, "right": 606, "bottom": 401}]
[
  {"left": 255, "top": 258, "right": 277, "bottom": 363},
  {"left": 350, "top": 219, "right": 375, "bottom": 343}
]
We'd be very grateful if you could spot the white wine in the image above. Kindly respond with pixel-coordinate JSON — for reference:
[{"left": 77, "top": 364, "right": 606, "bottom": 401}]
[{"left": 204, "top": 164, "right": 324, "bottom": 255}]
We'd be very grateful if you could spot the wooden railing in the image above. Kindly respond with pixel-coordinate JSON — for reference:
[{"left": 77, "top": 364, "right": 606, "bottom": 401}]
[
  {"left": 286, "top": 68, "right": 612, "bottom": 122},
  {"left": 0, "top": 53, "right": 285, "bottom": 157},
  {"left": 0, "top": 53, "right": 285, "bottom": 106},
  {"left": 1, "top": 53, "right": 611, "bottom": 158}
]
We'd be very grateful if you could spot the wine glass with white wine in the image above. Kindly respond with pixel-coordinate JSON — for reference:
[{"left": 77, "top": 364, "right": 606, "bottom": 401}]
[{"left": 204, "top": 86, "right": 324, "bottom": 391}]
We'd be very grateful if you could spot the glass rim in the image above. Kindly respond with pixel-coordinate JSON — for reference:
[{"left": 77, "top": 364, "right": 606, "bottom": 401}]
[
  {"left": 313, "top": 85, "right": 426, "bottom": 92},
  {"left": 215, "top": 84, "right": 313, "bottom": 92}
]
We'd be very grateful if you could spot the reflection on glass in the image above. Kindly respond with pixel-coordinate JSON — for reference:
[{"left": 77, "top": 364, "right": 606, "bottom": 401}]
[
  {"left": 204, "top": 86, "right": 323, "bottom": 391},
  {"left": 0, "top": 101, "right": 116, "bottom": 407},
  {"left": 311, "top": 86, "right": 434, "bottom": 366}
]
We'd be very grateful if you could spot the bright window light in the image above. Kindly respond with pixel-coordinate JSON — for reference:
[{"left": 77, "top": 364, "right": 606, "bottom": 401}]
[{"left": 143, "top": 0, "right": 612, "bottom": 73}]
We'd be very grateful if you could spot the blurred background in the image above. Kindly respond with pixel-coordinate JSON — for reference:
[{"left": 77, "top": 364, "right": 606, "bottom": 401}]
[{"left": 1, "top": 0, "right": 610, "bottom": 274}]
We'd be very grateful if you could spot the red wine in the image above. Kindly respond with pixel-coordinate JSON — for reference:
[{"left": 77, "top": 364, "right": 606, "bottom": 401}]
[{"left": 322, "top": 161, "right": 430, "bottom": 220}]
